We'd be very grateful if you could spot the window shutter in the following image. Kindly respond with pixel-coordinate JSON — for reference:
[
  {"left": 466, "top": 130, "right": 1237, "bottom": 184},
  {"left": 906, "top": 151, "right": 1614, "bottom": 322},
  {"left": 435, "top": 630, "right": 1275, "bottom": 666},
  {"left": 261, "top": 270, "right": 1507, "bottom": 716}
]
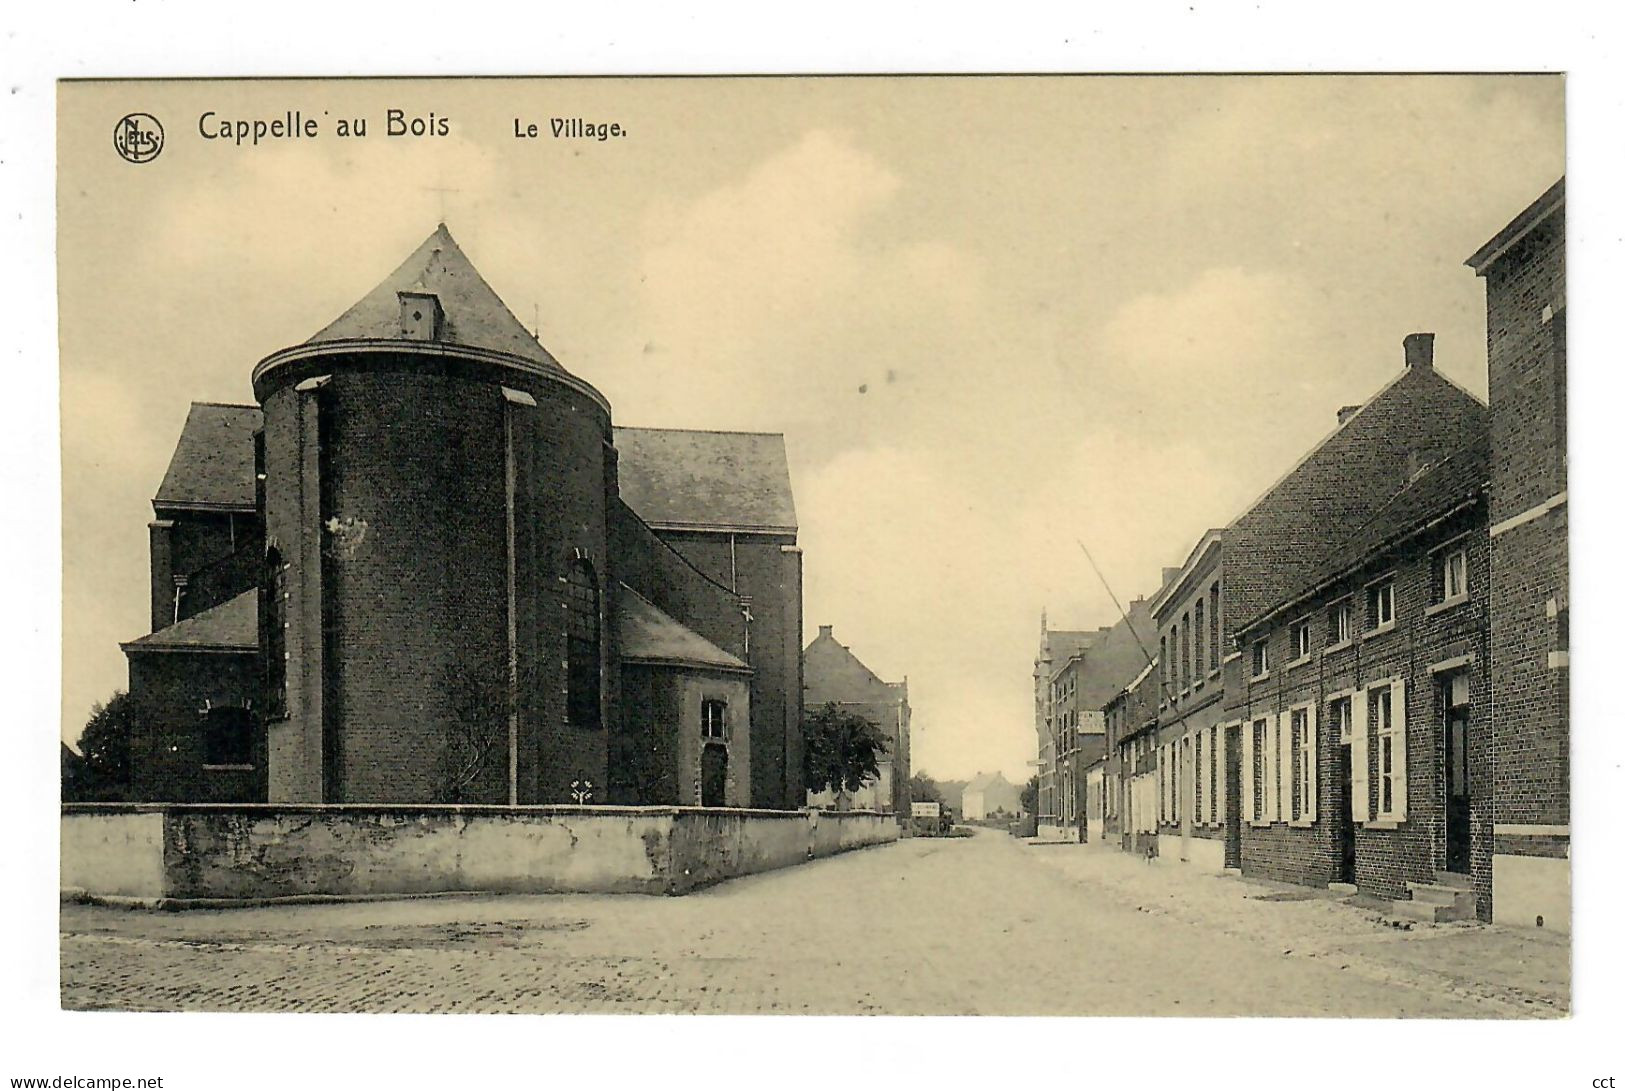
[
  {"left": 1242, "top": 720, "right": 1255, "bottom": 823},
  {"left": 1305, "top": 704, "right": 1318, "bottom": 821},
  {"left": 1262, "top": 715, "right": 1275, "bottom": 824},
  {"left": 1391, "top": 678, "right": 1408, "bottom": 821},
  {"left": 1350, "top": 690, "right": 1369, "bottom": 824}
]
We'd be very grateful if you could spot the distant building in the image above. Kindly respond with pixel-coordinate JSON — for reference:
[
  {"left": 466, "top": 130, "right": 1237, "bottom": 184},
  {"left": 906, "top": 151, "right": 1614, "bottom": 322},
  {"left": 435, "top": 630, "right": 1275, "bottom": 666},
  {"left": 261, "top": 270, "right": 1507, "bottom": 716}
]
[
  {"left": 1467, "top": 178, "right": 1568, "bottom": 931},
  {"left": 1105, "top": 648, "right": 1161, "bottom": 856},
  {"left": 1151, "top": 530, "right": 1229, "bottom": 872},
  {"left": 1034, "top": 597, "right": 1159, "bottom": 839},
  {"left": 1224, "top": 332, "right": 1492, "bottom": 921},
  {"left": 803, "top": 625, "right": 911, "bottom": 817},
  {"left": 962, "top": 771, "right": 1022, "bottom": 821}
]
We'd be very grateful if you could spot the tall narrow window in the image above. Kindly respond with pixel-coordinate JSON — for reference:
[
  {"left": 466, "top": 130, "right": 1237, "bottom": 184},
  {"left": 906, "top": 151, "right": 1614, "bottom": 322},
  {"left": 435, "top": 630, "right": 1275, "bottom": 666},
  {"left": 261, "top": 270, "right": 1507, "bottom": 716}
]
[
  {"left": 1209, "top": 582, "right": 1221, "bottom": 673},
  {"left": 1375, "top": 687, "right": 1395, "bottom": 814},
  {"left": 564, "top": 556, "right": 601, "bottom": 729},
  {"left": 1193, "top": 600, "right": 1205, "bottom": 684},
  {"left": 263, "top": 548, "right": 287, "bottom": 721},
  {"left": 1180, "top": 614, "right": 1191, "bottom": 690}
]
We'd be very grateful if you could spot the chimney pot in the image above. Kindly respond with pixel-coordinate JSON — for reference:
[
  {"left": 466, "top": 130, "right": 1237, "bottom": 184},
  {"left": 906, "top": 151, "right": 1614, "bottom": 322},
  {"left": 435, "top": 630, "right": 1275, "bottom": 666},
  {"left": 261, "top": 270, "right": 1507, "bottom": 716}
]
[
  {"left": 1403, "top": 332, "right": 1435, "bottom": 370},
  {"left": 818, "top": 625, "right": 833, "bottom": 639},
  {"left": 1337, "top": 404, "right": 1362, "bottom": 426}
]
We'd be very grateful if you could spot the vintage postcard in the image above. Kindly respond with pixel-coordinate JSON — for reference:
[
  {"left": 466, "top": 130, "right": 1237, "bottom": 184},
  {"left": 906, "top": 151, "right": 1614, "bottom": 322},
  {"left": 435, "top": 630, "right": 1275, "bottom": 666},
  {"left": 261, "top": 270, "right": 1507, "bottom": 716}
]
[{"left": 50, "top": 73, "right": 1569, "bottom": 1036}]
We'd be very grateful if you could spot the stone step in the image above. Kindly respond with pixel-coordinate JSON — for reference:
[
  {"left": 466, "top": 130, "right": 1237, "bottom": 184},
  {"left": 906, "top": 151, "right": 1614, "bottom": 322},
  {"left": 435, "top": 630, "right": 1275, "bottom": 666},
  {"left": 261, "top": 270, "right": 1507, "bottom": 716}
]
[
  {"left": 1432, "top": 871, "right": 1473, "bottom": 889},
  {"left": 1387, "top": 899, "right": 1472, "bottom": 924},
  {"left": 1327, "top": 882, "right": 1357, "bottom": 895},
  {"left": 1406, "top": 882, "right": 1470, "bottom": 907}
]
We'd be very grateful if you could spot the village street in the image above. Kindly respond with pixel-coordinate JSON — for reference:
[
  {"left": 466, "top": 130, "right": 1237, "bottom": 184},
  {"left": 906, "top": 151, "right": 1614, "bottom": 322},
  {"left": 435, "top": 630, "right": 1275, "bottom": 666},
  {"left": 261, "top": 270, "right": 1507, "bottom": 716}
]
[{"left": 59, "top": 829, "right": 1567, "bottom": 1016}]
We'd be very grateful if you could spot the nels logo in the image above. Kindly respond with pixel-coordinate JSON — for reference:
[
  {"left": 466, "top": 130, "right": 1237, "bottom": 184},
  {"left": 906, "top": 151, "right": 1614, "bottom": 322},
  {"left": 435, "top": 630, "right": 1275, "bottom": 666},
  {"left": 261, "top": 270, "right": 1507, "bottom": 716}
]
[{"left": 113, "top": 113, "right": 164, "bottom": 164}]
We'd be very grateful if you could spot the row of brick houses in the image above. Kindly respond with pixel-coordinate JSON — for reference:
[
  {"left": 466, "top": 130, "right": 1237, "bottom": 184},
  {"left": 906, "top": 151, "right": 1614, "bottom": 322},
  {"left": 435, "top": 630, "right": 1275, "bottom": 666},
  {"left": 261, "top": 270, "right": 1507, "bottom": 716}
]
[{"left": 1054, "top": 178, "right": 1566, "bottom": 930}]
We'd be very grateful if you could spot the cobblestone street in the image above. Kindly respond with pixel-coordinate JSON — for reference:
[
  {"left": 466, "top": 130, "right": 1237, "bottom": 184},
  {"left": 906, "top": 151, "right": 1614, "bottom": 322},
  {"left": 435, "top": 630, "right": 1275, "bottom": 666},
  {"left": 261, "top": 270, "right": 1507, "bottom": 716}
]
[{"left": 59, "top": 829, "right": 1567, "bottom": 1016}]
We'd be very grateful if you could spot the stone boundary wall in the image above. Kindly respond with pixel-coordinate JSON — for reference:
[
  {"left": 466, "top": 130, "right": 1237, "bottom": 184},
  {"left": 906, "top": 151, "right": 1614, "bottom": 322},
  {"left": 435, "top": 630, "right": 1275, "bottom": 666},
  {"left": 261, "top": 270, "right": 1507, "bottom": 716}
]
[{"left": 60, "top": 804, "right": 898, "bottom": 904}]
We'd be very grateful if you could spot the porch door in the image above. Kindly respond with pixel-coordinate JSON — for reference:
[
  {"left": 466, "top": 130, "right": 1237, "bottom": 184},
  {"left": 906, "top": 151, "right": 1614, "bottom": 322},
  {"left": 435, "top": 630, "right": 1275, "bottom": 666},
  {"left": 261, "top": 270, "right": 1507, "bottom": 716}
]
[
  {"left": 1335, "top": 746, "right": 1356, "bottom": 883},
  {"left": 1223, "top": 725, "right": 1242, "bottom": 868},
  {"left": 1445, "top": 677, "right": 1472, "bottom": 874}
]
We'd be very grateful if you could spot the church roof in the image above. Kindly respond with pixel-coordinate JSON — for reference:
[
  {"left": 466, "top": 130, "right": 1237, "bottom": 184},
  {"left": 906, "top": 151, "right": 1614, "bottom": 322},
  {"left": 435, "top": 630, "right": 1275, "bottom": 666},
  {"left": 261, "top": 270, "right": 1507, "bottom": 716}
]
[
  {"left": 613, "top": 427, "right": 797, "bottom": 534},
  {"left": 122, "top": 588, "right": 258, "bottom": 653},
  {"left": 304, "top": 224, "right": 570, "bottom": 374},
  {"left": 616, "top": 584, "right": 750, "bottom": 673},
  {"left": 154, "top": 402, "right": 260, "bottom": 511}
]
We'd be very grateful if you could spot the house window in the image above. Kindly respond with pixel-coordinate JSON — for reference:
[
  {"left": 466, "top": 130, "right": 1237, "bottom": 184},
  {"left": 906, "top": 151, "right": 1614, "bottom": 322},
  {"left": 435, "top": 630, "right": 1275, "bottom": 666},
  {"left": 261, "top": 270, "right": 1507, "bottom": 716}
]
[
  {"left": 1180, "top": 615, "right": 1191, "bottom": 691},
  {"left": 1251, "top": 719, "right": 1266, "bottom": 821},
  {"left": 1440, "top": 547, "right": 1468, "bottom": 603},
  {"left": 1290, "top": 707, "right": 1313, "bottom": 821},
  {"left": 564, "top": 556, "right": 601, "bottom": 729},
  {"left": 203, "top": 707, "right": 255, "bottom": 768},
  {"left": 1159, "top": 636, "right": 1168, "bottom": 699},
  {"left": 1367, "top": 579, "right": 1395, "bottom": 631},
  {"left": 701, "top": 699, "right": 727, "bottom": 740},
  {"left": 1209, "top": 582, "right": 1221, "bottom": 673},
  {"left": 1170, "top": 624, "right": 1181, "bottom": 693},
  {"left": 1251, "top": 637, "right": 1269, "bottom": 679},
  {"left": 1372, "top": 684, "right": 1407, "bottom": 819},
  {"left": 1330, "top": 598, "right": 1352, "bottom": 646},
  {"left": 1329, "top": 695, "right": 1352, "bottom": 744},
  {"left": 1194, "top": 730, "right": 1203, "bottom": 822},
  {"left": 1290, "top": 619, "right": 1311, "bottom": 663},
  {"left": 1194, "top": 600, "right": 1205, "bottom": 684}
]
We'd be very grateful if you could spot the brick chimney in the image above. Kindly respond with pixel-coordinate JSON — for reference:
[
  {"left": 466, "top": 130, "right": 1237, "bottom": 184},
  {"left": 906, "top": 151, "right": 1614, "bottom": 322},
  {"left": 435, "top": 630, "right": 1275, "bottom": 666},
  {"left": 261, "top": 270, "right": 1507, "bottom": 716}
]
[
  {"left": 1337, "top": 405, "right": 1362, "bottom": 426},
  {"left": 1403, "top": 332, "right": 1435, "bottom": 370},
  {"left": 818, "top": 624, "right": 833, "bottom": 639}
]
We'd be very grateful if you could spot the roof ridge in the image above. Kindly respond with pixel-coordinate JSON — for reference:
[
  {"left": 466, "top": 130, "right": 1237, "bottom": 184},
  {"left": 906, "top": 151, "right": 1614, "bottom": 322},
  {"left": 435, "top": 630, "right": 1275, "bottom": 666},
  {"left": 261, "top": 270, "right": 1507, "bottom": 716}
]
[{"left": 616, "top": 425, "right": 787, "bottom": 438}]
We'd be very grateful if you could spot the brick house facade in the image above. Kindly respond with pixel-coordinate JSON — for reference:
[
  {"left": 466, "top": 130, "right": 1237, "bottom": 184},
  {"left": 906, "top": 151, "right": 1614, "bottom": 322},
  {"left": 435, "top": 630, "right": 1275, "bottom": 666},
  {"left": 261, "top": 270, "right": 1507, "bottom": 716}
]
[
  {"left": 119, "top": 224, "right": 804, "bottom": 809},
  {"left": 1223, "top": 334, "right": 1493, "bottom": 921},
  {"left": 1151, "top": 530, "right": 1229, "bottom": 872},
  {"left": 1467, "top": 178, "right": 1568, "bottom": 931}
]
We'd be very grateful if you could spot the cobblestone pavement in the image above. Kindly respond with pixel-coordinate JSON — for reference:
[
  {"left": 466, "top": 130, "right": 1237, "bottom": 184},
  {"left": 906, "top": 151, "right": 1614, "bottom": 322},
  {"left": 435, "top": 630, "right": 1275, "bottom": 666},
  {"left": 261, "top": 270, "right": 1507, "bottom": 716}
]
[{"left": 59, "top": 829, "right": 1565, "bottom": 1016}]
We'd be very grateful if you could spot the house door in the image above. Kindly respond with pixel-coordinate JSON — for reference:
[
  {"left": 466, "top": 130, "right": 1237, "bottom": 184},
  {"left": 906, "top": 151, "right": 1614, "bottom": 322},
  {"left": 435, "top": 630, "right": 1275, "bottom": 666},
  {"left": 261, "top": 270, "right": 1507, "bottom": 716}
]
[
  {"left": 701, "top": 743, "right": 728, "bottom": 808},
  {"left": 1445, "top": 690, "right": 1472, "bottom": 875},
  {"left": 1335, "top": 746, "right": 1356, "bottom": 884},
  {"left": 1223, "top": 725, "right": 1242, "bottom": 868}
]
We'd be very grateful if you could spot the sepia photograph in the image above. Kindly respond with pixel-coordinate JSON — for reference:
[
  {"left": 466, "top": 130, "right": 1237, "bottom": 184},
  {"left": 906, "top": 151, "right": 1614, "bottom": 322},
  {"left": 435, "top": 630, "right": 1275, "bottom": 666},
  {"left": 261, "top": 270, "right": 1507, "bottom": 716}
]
[
  {"left": 6, "top": 6, "right": 1619, "bottom": 1080},
  {"left": 48, "top": 73, "right": 1571, "bottom": 1023}
]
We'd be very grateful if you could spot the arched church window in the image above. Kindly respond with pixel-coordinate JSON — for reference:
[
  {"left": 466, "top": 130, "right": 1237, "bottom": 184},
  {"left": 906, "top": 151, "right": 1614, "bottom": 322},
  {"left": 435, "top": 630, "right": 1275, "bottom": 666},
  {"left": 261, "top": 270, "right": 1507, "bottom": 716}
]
[
  {"left": 263, "top": 548, "right": 287, "bottom": 721},
  {"left": 564, "top": 556, "right": 601, "bottom": 729},
  {"left": 203, "top": 707, "right": 256, "bottom": 768}
]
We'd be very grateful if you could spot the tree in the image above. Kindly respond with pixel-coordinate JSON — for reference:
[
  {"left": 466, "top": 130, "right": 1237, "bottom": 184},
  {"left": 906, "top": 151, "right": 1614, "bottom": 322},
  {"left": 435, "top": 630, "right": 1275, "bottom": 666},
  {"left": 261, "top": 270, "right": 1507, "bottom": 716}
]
[
  {"left": 909, "top": 771, "right": 942, "bottom": 805},
  {"left": 72, "top": 690, "right": 155, "bottom": 801},
  {"left": 803, "top": 702, "right": 889, "bottom": 803},
  {"left": 1019, "top": 774, "right": 1039, "bottom": 816}
]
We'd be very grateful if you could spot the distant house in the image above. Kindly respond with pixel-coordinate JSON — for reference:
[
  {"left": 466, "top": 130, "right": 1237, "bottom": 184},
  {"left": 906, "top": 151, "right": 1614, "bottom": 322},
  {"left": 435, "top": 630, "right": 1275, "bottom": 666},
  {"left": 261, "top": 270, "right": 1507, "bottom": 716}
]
[
  {"left": 803, "top": 625, "right": 911, "bottom": 817},
  {"left": 962, "top": 771, "right": 1021, "bottom": 821}
]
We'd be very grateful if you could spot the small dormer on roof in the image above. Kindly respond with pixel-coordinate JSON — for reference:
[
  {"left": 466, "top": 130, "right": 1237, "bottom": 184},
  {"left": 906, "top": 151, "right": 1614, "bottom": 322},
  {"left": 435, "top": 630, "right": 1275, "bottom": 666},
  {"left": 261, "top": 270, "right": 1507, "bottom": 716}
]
[{"left": 397, "top": 290, "right": 443, "bottom": 341}]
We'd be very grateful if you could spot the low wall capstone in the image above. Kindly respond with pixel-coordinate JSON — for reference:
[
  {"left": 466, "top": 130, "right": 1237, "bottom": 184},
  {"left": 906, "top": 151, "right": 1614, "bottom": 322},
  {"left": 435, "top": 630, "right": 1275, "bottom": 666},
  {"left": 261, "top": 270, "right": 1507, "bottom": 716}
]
[{"left": 61, "top": 804, "right": 898, "bottom": 905}]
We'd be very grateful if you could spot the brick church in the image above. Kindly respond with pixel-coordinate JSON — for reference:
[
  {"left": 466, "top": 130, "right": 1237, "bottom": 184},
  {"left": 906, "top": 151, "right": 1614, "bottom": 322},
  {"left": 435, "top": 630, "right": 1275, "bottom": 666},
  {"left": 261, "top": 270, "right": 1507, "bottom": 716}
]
[{"left": 119, "top": 225, "right": 806, "bottom": 809}]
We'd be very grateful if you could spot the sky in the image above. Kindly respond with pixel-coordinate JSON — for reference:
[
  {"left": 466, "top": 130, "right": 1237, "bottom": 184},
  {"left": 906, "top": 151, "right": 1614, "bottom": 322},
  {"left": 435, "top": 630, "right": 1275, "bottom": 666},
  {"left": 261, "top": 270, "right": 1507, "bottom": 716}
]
[{"left": 57, "top": 75, "right": 1564, "bottom": 783}]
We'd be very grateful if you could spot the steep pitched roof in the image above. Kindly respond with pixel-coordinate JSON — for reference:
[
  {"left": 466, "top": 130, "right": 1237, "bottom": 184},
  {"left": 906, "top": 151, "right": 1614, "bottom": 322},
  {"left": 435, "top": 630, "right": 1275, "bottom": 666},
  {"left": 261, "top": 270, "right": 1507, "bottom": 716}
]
[
  {"left": 153, "top": 403, "right": 261, "bottom": 511},
  {"left": 1224, "top": 359, "right": 1489, "bottom": 626},
  {"left": 803, "top": 627, "right": 904, "bottom": 709},
  {"left": 616, "top": 584, "right": 750, "bottom": 673},
  {"left": 1240, "top": 432, "right": 1490, "bottom": 633},
  {"left": 1041, "top": 630, "right": 1096, "bottom": 666},
  {"left": 306, "top": 224, "right": 570, "bottom": 374},
  {"left": 122, "top": 588, "right": 257, "bottom": 653},
  {"left": 613, "top": 427, "right": 797, "bottom": 533}
]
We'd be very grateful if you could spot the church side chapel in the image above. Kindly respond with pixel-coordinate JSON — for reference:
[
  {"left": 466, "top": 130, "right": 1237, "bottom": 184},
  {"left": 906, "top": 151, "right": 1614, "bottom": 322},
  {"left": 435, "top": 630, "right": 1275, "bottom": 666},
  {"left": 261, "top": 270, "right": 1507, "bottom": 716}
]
[{"left": 121, "top": 225, "right": 804, "bottom": 810}]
